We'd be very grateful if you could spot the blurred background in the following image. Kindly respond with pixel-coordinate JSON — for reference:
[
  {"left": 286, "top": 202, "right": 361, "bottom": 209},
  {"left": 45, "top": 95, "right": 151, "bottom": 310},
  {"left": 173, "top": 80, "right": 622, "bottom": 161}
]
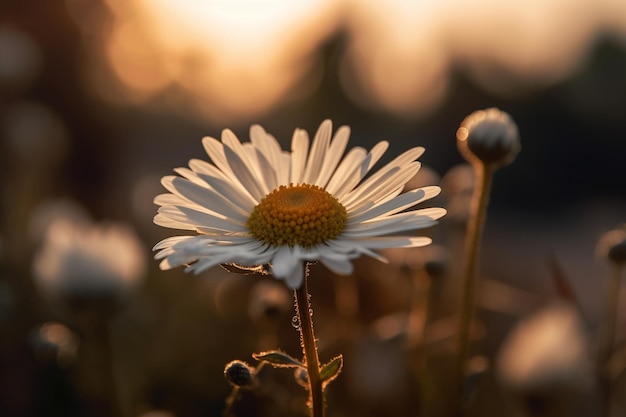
[{"left": 1, "top": 0, "right": 626, "bottom": 416}]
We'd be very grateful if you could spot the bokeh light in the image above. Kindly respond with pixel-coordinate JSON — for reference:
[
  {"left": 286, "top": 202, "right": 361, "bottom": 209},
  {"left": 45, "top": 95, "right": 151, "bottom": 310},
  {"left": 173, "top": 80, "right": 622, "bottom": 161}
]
[
  {"left": 70, "top": 0, "right": 343, "bottom": 122},
  {"left": 66, "top": 0, "right": 626, "bottom": 122}
]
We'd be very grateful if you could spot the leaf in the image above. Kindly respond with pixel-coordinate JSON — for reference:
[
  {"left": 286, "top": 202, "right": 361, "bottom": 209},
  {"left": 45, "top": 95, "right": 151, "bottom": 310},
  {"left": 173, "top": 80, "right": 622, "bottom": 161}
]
[
  {"left": 252, "top": 351, "right": 305, "bottom": 368},
  {"left": 320, "top": 355, "right": 343, "bottom": 387},
  {"left": 220, "top": 263, "right": 271, "bottom": 275}
]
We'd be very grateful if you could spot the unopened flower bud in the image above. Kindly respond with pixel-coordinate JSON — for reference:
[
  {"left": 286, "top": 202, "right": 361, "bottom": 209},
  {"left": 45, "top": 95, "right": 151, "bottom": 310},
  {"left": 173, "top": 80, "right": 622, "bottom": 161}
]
[
  {"left": 596, "top": 225, "right": 626, "bottom": 264},
  {"left": 224, "top": 360, "right": 256, "bottom": 388},
  {"left": 457, "top": 108, "right": 520, "bottom": 168}
]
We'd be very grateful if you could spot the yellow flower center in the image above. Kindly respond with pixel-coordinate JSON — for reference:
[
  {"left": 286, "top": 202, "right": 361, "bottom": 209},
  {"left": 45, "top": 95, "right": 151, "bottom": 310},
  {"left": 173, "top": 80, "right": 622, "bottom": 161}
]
[{"left": 246, "top": 184, "right": 348, "bottom": 248}]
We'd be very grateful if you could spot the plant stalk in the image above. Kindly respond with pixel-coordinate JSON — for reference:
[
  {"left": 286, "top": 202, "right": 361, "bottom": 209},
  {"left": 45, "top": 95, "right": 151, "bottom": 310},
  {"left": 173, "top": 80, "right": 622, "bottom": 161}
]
[
  {"left": 600, "top": 263, "right": 623, "bottom": 417},
  {"left": 295, "top": 264, "right": 325, "bottom": 417},
  {"left": 456, "top": 163, "right": 493, "bottom": 406}
]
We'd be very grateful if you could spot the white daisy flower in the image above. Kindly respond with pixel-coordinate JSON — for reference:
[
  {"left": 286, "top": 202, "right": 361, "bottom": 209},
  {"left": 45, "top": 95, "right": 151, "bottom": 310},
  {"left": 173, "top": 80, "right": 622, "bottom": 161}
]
[
  {"left": 153, "top": 120, "right": 446, "bottom": 288},
  {"left": 33, "top": 218, "right": 147, "bottom": 305}
]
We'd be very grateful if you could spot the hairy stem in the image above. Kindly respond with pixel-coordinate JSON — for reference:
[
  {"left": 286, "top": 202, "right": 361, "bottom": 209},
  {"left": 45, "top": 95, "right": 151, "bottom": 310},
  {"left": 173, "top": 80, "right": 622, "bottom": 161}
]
[{"left": 295, "top": 264, "right": 325, "bottom": 417}]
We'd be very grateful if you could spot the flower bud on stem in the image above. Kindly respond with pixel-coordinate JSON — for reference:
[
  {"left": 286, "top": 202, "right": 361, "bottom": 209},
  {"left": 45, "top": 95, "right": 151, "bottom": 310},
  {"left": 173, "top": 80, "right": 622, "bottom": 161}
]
[{"left": 455, "top": 108, "right": 520, "bottom": 413}]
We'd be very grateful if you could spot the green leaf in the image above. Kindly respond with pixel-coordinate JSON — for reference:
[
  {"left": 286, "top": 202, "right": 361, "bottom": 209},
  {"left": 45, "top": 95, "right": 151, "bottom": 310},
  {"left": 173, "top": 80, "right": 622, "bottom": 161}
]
[
  {"left": 320, "top": 355, "right": 343, "bottom": 387},
  {"left": 252, "top": 351, "right": 305, "bottom": 368}
]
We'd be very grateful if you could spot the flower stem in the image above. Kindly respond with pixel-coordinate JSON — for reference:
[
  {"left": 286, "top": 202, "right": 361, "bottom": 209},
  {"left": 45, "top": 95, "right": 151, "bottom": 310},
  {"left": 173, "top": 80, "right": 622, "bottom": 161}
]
[
  {"left": 456, "top": 163, "right": 493, "bottom": 407},
  {"left": 600, "top": 263, "right": 623, "bottom": 417},
  {"left": 295, "top": 264, "right": 325, "bottom": 417},
  {"left": 82, "top": 317, "right": 122, "bottom": 417},
  {"left": 602, "top": 263, "right": 623, "bottom": 364}
]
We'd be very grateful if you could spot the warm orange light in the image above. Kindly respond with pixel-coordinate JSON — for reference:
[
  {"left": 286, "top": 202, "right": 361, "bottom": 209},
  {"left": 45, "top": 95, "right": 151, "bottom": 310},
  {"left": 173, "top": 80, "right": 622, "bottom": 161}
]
[
  {"left": 342, "top": 0, "right": 626, "bottom": 116},
  {"left": 87, "top": 0, "right": 342, "bottom": 122},
  {"left": 67, "top": 0, "right": 626, "bottom": 121},
  {"left": 341, "top": 0, "right": 451, "bottom": 118}
]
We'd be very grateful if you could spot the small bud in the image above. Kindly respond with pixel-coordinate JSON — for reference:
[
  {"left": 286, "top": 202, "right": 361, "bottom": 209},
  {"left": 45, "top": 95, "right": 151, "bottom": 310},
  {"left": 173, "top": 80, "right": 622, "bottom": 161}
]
[
  {"left": 457, "top": 108, "right": 520, "bottom": 168},
  {"left": 224, "top": 360, "right": 256, "bottom": 388},
  {"left": 596, "top": 225, "right": 626, "bottom": 264}
]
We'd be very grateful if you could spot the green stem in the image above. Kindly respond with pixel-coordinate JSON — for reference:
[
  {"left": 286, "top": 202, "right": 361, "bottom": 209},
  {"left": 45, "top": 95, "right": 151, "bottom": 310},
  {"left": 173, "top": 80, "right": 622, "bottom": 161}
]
[
  {"left": 295, "top": 264, "right": 325, "bottom": 417},
  {"left": 456, "top": 163, "right": 493, "bottom": 405}
]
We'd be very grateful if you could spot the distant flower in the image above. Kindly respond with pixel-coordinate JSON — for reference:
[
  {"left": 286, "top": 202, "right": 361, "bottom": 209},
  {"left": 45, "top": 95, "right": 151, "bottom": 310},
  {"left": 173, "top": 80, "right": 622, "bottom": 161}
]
[
  {"left": 153, "top": 120, "right": 445, "bottom": 288},
  {"left": 497, "top": 302, "right": 593, "bottom": 391},
  {"left": 33, "top": 219, "right": 146, "bottom": 309},
  {"left": 456, "top": 108, "right": 520, "bottom": 168}
]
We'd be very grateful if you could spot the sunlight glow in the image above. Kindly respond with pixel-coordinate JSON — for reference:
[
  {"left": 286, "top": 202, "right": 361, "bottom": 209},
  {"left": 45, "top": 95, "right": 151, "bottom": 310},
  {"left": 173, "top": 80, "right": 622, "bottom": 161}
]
[
  {"left": 67, "top": 0, "right": 626, "bottom": 121},
  {"left": 95, "top": 0, "right": 342, "bottom": 122},
  {"left": 341, "top": 0, "right": 626, "bottom": 117}
]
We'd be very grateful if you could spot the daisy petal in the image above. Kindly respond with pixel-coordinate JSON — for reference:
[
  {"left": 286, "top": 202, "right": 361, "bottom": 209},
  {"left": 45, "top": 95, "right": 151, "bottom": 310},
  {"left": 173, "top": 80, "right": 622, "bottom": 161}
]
[
  {"left": 343, "top": 162, "right": 421, "bottom": 210},
  {"left": 320, "top": 256, "right": 354, "bottom": 275},
  {"left": 342, "top": 147, "right": 424, "bottom": 206},
  {"left": 196, "top": 171, "right": 258, "bottom": 211},
  {"left": 349, "top": 186, "right": 440, "bottom": 223},
  {"left": 271, "top": 246, "right": 305, "bottom": 288},
  {"left": 325, "top": 147, "right": 368, "bottom": 196},
  {"left": 290, "top": 128, "right": 309, "bottom": 184},
  {"left": 357, "top": 236, "right": 433, "bottom": 249},
  {"left": 283, "top": 261, "right": 304, "bottom": 289},
  {"left": 158, "top": 205, "right": 247, "bottom": 232},
  {"left": 154, "top": 213, "right": 200, "bottom": 231},
  {"left": 188, "top": 159, "right": 237, "bottom": 187},
  {"left": 154, "top": 193, "right": 188, "bottom": 207},
  {"left": 344, "top": 210, "right": 442, "bottom": 237},
  {"left": 152, "top": 235, "right": 197, "bottom": 251},
  {"left": 331, "top": 141, "right": 390, "bottom": 199},
  {"left": 303, "top": 119, "right": 332, "bottom": 184},
  {"left": 250, "top": 124, "right": 283, "bottom": 171},
  {"left": 201, "top": 136, "right": 235, "bottom": 179},
  {"left": 222, "top": 145, "right": 268, "bottom": 201},
  {"left": 314, "top": 125, "right": 350, "bottom": 188},
  {"left": 162, "top": 177, "right": 249, "bottom": 221}
]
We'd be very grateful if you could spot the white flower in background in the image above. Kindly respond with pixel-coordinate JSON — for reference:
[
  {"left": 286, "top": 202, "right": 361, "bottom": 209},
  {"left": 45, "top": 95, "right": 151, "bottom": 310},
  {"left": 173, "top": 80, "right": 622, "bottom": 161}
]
[
  {"left": 153, "top": 119, "right": 445, "bottom": 288},
  {"left": 33, "top": 219, "right": 146, "bottom": 305},
  {"left": 497, "top": 302, "right": 593, "bottom": 391}
]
